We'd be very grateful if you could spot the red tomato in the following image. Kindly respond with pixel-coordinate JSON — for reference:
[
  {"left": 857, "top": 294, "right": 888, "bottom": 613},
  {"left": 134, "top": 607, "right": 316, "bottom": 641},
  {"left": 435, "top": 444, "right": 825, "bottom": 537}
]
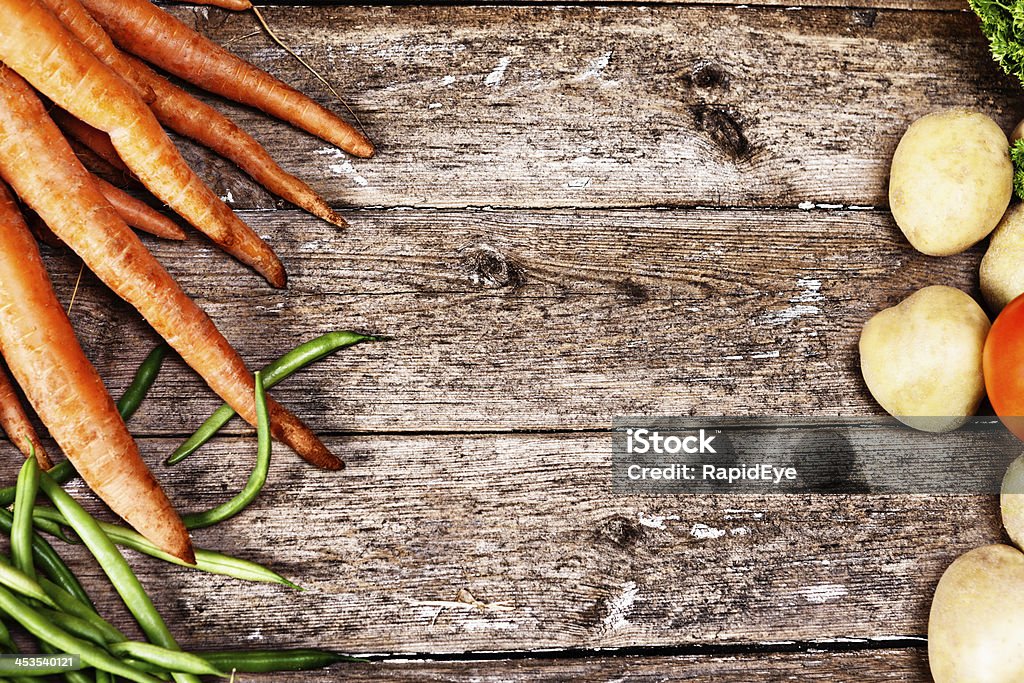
[{"left": 985, "top": 292, "right": 1024, "bottom": 439}]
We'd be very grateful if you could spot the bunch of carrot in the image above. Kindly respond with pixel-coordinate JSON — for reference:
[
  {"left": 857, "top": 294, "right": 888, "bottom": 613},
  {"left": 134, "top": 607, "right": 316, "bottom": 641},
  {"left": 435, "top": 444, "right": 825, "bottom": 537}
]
[{"left": 0, "top": 0, "right": 372, "bottom": 564}]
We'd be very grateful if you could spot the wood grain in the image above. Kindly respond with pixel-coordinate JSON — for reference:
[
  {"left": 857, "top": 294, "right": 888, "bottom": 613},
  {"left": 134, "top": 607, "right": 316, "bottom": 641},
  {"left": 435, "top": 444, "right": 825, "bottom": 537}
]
[
  {"left": 147, "top": 5, "right": 1017, "bottom": 211},
  {"left": 258, "top": 648, "right": 930, "bottom": 681},
  {"left": 30, "top": 208, "right": 981, "bottom": 434},
  {"left": 231, "top": 0, "right": 967, "bottom": 10},
  {"left": 2, "top": 434, "right": 998, "bottom": 656}
]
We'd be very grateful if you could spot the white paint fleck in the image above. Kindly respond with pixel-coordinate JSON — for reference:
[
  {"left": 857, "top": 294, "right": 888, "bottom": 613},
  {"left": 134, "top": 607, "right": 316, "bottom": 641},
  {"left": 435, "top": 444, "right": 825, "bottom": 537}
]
[
  {"left": 314, "top": 148, "right": 369, "bottom": 186},
  {"left": 750, "top": 350, "right": 780, "bottom": 359},
  {"left": 566, "top": 177, "right": 592, "bottom": 189},
  {"left": 577, "top": 51, "right": 612, "bottom": 82},
  {"left": 722, "top": 354, "right": 744, "bottom": 360},
  {"left": 246, "top": 628, "right": 264, "bottom": 641},
  {"left": 801, "top": 584, "right": 849, "bottom": 604},
  {"left": 637, "top": 513, "right": 680, "bottom": 530},
  {"left": 798, "top": 201, "right": 814, "bottom": 210},
  {"left": 761, "top": 305, "right": 821, "bottom": 326},
  {"left": 428, "top": 102, "right": 442, "bottom": 109},
  {"left": 441, "top": 75, "right": 456, "bottom": 86},
  {"left": 690, "top": 523, "right": 727, "bottom": 540},
  {"left": 602, "top": 581, "right": 638, "bottom": 631},
  {"left": 791, "top": 277, "right": 823, "bottom": 303},
  {"left": 761, "top": 278, "right": 824, "bottom": 326},
  {"left": 730, "top": 526, "right": 751, "bottom": 536},
  {"left": 462, "top": 619, "right": 520, "bottom": 632},
  {"left": 220, "top": 189, "right": 235, "bottom": 204},
  {"left": 485, "top": 56, "right": 512, "bottom": 87}
]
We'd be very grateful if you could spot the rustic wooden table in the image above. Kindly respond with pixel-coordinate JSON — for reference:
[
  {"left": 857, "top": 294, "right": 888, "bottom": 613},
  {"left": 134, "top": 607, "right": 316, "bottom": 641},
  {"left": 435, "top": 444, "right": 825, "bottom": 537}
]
[{"left": 11, "top": 0, "right": 1019, "bottom": 679}]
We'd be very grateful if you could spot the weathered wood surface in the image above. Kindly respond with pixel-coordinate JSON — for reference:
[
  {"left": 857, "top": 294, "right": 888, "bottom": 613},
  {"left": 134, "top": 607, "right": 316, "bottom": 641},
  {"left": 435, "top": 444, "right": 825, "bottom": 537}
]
[
  {"left": 35, "top": 207, "right": 981, "bottom": 434},
  {"left": 14, "top": 0, "right": 1014, "bottom": 678},
  {"left": 259, "top": 649, "right": 930, "bottom": 681},
  {"left": 150, "top": 5, "right": 1018, "bottom": 211},
  {"left": 237, "top": 0, "right": 967, "bottom": 9},
  {"left": 0, "top": 435, "right": 998, "bottom": 656}
]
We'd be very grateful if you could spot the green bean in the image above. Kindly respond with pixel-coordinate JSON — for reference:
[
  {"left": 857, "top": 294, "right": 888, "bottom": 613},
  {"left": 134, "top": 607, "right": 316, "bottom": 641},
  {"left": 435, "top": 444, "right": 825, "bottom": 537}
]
[
  {"left": 167, "top": 331, "right": 373, "bottom": 465},
  {"left": 0, "top": 584, "right": 160, "bottom": 683},
  {"left": 30, "top": 517, "right": 74, "bottom": 545},
  {"left": 12, "top": 457, "right": 39, "bottom": 578},
  {"left": 116, "top": 345, "right": 169, "bottom": 422},
  {"left": 38, "top": 579, "right": 125, "bottom": 645},
  {"left": 108, "top": 643, "right": 224, "bottom": 678},
  {"left": 119, "top": 661, "right": 171, "bottom": 680},
  {"left": 94, "top": 672, "right": 111, "bottom": 683},
  {"left": 0, "top": 461, "right": 74, "bottom": 509},
  {"left": 181, "top": 372, "right": 270, "bottom": 530},
  {"left": 0, "top": 560, "right": 57, "bottom": 609},
  {"left": 0, "top": 509, "right": 90, "bottom": 607},
  {"left": 197, "top": 649, "right": 364, "bottom": 672},
  {"left": 32, "top": 509, "right": 299, "bottom": 589},
  {"left": 38, "top": 474, "right": 200, "bottom": 683},
  {"left": 37, "top": 608, "right": 113, "bottom": 647}
]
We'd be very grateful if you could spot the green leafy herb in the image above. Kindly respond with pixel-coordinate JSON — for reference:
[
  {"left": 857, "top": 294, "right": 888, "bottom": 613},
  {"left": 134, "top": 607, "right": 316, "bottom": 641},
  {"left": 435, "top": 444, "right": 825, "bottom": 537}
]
[{"left": 972, "top": 0, "right": 1024, "bottom": 84}]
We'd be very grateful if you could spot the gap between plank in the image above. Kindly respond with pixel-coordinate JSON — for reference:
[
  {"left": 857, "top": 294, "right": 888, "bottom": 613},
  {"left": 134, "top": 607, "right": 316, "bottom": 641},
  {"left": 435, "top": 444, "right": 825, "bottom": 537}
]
[{"left": 353, "top": 636, "right": 927, "bottom": 662}]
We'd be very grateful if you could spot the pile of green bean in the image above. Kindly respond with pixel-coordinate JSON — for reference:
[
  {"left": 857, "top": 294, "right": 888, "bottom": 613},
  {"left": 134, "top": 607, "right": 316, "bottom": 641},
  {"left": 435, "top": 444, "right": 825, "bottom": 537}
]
[{"left": 0, "top": 331, "right": 374, "bottom": 681}]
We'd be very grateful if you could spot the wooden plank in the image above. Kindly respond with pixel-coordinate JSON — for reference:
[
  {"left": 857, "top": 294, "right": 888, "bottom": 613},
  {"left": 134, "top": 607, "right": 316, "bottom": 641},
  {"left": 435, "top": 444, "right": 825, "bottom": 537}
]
[
  {"left": 255, "top": 649, "right": 929, "bottom": 681},
  {"left": 229, "top": 0, "right": 967, "bottom": 10},
  {"left": 150, "top": 5, "right": 1017, "bottom": 210},
  {"left": 40, "top": 207, "right": 981, "bottom": 433},
  {"left": 9, "top": 433, "right": 997, "bottom": 655}
]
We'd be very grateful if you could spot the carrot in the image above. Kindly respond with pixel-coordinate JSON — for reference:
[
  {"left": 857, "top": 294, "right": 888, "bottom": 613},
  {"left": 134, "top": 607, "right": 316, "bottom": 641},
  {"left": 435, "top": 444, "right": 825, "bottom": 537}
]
[
  {"left": 0, "top": 0, "right": 286, "bottom": 288},
  {"left": 0, "top": 361, "right": 52, "bottom": 470},
  {"left": 0, "top": 66, "right": 343, "bottom": 471},
  {"left": 79, "top": 0, "right": 375, "bottom": 158},
  {"left": 24, "top": 210, "right": 64, "bottom": 250},
  {"left": 121, "top": 54, "right": 347, "bottom": 228},
  {"left": 191, "top": 0, "right": 252, "bottom": 10},
  {"left": 51, "top": 109, "right": 131, "bottom": 176},
  {"left": 32, "top": 0, "right": 154, "bottom": 103},
  {"left": 0, "top": 179, "right": 193, "bottom": 562},
  {"left": 93, "top": 176, "right": 187, "bottom": 241}
]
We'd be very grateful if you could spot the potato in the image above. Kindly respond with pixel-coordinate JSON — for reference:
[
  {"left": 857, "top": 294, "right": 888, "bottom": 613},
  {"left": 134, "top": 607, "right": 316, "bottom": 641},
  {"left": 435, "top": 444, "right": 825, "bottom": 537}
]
[
  {"left": 929, "top": 545, "right": 1024, "bottom": 683},
  {"left": 1003, "top": 454, "right": 1024, "bottom": 549},
  {"left": 981, "top": 203, "right": 1024, "bottom": 313},
  {"left": 890, "top": 110, "right": 1012, "bottom": 256},
  {"left": 859, "top": 286, "right": 989, "bottom": 432}
]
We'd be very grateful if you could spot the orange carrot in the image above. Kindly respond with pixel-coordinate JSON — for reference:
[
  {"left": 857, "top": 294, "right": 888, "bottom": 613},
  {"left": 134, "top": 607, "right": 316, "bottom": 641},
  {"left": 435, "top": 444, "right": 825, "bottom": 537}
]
[
  {"left": 0, "top": 0, "right": 286, "bottom": 287},
  {"left": 0, "top": 361, "right": 52, "bottom": 469},
  {"left": 35, "top": 0, "right": 154, "bottom": 103},
  {"left": 80, "top": 0, "right": 375, "bottom": 158},
  {"left": 93, "top": 176, "right": 186, "bottom": 241},
  {"left": 51, "top": 109, "right": 131, "bottom": 176},
  {"left": 121, "top": 54, "right": 347, "bottom": 228},
  {"left": 0, "top": 179, "right": 193, "bottom": 561},
  {"left": 0, "top": 66, "right": 342, "bottom": 471},
  {"left": 191, "top": 0, "right": 252, "bottom": 10},
  {"left": 24, "top": 210, "right": 64, "bottom": 250}
]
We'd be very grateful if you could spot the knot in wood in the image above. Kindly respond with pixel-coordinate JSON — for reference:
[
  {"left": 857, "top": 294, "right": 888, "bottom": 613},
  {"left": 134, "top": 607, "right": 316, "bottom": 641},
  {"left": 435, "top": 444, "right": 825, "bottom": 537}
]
[
  {"left": 690, "top": 61, "right": 730, "bottom": 89},
  {"left": 691, "top": 105, "right": 750, "bottom": 160},
  {"left": 459, "top": 243, "right": 525, "bottom": 290}
]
